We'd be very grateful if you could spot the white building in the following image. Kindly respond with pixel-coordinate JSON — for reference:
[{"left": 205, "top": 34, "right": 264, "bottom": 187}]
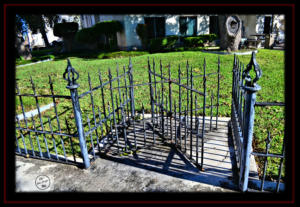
[{"left": 80, "top": 14, "right": 285, "bottom": 50}]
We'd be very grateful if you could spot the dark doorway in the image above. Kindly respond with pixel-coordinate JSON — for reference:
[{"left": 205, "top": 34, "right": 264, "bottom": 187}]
[
  {"left": 209, "top": 16, "right": 220, "bottom": 37},
  {"left": 144, "top": 17, "right": 166, "bottom": 39}
]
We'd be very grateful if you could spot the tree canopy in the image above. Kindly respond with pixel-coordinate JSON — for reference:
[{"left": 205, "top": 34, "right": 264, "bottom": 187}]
[{"left": 16, "top": 14, "right": 60, "bottom": 47}]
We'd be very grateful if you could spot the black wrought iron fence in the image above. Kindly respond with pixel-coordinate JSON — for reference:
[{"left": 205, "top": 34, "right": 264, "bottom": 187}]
[
  {"left": 15, "top": 53, "right": 286, "bottom": 193},
  {"left": 230, "top": 52, "right": 285, "bottom": 192},
  {"left": 15, "top": 56, "right": 221, "bottom": 171}
]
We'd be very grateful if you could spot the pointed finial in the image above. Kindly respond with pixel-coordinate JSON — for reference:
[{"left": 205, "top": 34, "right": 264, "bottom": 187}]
[
  {"left": 242, "top": 51, "right": 262, "bottom": 86},
  {"left": 48, "top": 75, "right": 53, "bottom": 85},
  {"left": 63, "top": 59, "right": 79, "bottom": 88},
  {"left": 129, "top": 57, "right": 132, "bottom": 69},
  {"left": 88, "top": 72, "right": 91, "bottom": 82},
  {"left": 108, "top": 68, "right": 112, "bottom": 80}
]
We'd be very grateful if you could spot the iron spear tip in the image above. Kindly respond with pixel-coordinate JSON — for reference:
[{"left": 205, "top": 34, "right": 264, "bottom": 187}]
[{"left": 67, "top": 58, "right": 72, "bottom": 66}]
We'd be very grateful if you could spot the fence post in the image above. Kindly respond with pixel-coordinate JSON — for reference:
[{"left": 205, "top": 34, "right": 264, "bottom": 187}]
[
  {"left": 239, "top": 52, "right": 262, "bottom": 191},
  {"left": 63, "top": 59, "right": 90, "bottom": 169}
]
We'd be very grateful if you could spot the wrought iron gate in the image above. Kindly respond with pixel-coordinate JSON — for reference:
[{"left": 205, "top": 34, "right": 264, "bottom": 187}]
[{"left": 15, "top": 56, "right": 220, "bottom": 171}]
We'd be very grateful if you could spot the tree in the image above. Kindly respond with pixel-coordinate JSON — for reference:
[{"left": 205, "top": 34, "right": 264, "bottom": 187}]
[
  {"left": 218, "top": 15, "right": 242, "bottom": 52},
  {"left": 15, "top": 15, "right": 32, "bottom": 60},
  {"left": 18, "top": 14, "right": 60, "bottom": 48},
  {"left": 75, "top": 20, "right": 123, "bottom": 50},
  {"left": 53, "top": 20, "right": 79, "bottom": 52}
]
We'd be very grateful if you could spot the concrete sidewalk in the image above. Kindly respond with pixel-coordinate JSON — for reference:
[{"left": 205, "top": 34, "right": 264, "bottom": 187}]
[{"left": 16, "top": 117, "right": 239, "bottom": 192}]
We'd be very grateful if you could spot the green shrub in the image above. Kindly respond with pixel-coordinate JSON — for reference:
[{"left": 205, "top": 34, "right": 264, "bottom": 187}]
[
  {"left": 174, "top": 47, "right": 185, "bottom": 52},
  {"left": 207, "top": 33, "right": 218, "bottom": 42},
  {"left": 149, "top": 35, "right": 179, "bottom": 53},
  {"left": 53, "top": 22, "right": 78, "bottom": 38},
  {"left": 31, "top": 55, "right": 54, "bottom": 62},
  {"left": 75, "top": 27, "right": 98, "bottom": 44},
  {"left": 99, "top": 51, "right": 149, "bottom": 59},
  {"left": 183, "top": 37, "right": 204, "bottom": 47},
  {"left": 182, "top": 34, "right": 218, "bottom": 48},
  {"left": 75, "top": 20, "right": 123, "bottom": 50},
  {"left": 136, "top": 24, "right": 148, "bottom": 49},
  {"left": 75, "top": 20, "right": 123, "bottom": 44}
]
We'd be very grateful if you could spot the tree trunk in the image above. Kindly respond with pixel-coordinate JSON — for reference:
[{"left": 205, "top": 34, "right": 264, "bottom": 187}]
[
  {"left": 218, "top": 15, "right": 242, "bottom": 52},
  {"left": 40, "top": 27, "right": 50, "bottom": 48},
  {"left": 15, "top": 34, "right": 32, "bottom": 60},
  {"left": 63, "top": 36, "right": 74, "bottom": 53}
]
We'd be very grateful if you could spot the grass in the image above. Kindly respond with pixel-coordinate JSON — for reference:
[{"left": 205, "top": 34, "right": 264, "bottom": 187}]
[
  {"left": 15, "top": 49, "right": 285, "bottom": 180},
  {"left": 16, "top": 47, "right": 150, "bottom": 66}
]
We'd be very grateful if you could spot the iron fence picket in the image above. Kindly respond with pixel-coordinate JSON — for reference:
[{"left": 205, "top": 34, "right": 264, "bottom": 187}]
[
  {"left": 195, "top": 95, "right": 199, "bottom": 164},
  {"left": 260, "top": 131, "right": 271, "bottom": 191},
  {"left": 190, "top": 66, "right": 193, "bottom": 159},
  {"left": 48, "top": 117, "right": 59, "bottom": 160},
  {"left": 209, "top": 91, "right": 214, "bottom": 131},
  {"left": 276, "top": 143, "right": 285, "bottom": 192},
  {"left": 108, "top": 69, "right": 120, "bottom": 154},
  {"left": 153, "top": 59, "right": 159, "bottom": 127},
  {"left": 168, "top": 63, "right": 173, "bottom": 143},
  {"left": 216, "top": 56, "right": 221, "bottom": 129},
  {"left": 31, "top": 115, "right": 43, "bottom": 158},
  {"left": 201, "top": 58, "right": 207, "bottom": 171},
  {"left": 178, "top": 64, "right": 182, "bottom": 148}
]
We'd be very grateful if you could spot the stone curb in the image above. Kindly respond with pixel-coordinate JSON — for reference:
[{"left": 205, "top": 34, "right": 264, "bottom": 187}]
[
  {"left": 202, "top": 50, "right": 258, "bottom": 56},
  {"left": 16, "top": 58, "right": 53, "bottom": 68}
]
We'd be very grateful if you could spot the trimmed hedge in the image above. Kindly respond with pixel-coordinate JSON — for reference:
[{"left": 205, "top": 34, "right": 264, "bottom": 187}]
[
  {"left": 53, "top": 22, "right": 79, "bottom": 38},
  {"left": 136, "top": 24, "right": 148, "bottom": 48},
  {"left": 93, "top": 20, "right": 123, "bottom": 36},
  {"left": 148, "top": 34, "right": 217, "bottom": 52},
  {"left": 75, "top": 27, "right": 98, "bottom": 44},
  {"left": 75, "top": 20, "right": 123, "bottom": 44},
  {"left": 182, "top": 34, "right": 218, "bottom": 47},
  {"left": 149, "top": 35, "right": 179, "bottom": 53}
]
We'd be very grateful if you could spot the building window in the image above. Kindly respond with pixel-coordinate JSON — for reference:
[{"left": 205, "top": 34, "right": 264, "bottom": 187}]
[
  {"left": 144, "top": 17, "right": 166, "bottom": 39},
  {"left": 179, "top": 16, "right": 197, "bottom": 36}
]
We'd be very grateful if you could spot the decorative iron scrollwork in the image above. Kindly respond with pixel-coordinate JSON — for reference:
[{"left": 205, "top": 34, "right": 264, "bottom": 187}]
[
  {"left": 63, "top": 59, "right": 79, "bottom": 87},
  {"left": 242, "top": 52, "right": 262, "bottom": 86}
]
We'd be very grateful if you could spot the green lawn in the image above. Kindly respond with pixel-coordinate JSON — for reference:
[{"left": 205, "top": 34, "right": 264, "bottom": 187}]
[
  {"left": 15, "top": 49, "right": 285, "bottom": 180},
  {"left": 16, "top": 48, "right": 149, "bottom": 66}
]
